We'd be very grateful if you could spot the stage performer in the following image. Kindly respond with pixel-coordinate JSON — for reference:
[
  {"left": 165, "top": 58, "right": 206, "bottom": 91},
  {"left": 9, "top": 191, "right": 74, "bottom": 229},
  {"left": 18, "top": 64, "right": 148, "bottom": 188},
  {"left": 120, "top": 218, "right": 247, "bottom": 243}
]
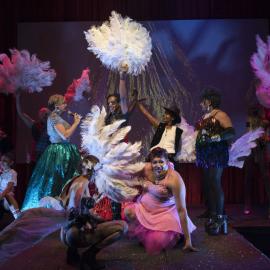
[
  {"left": 15, "top": 92, "right": 50, "bottom": 163},
  {"left": 124, "top": 147, "right": 197, "bottom": 254},
  {"left": 22, "top": 94, "right": 81, "bottom": 210},
  {"left": 104, "top": 65, "right": 130, "bottom": 220},
  {"left": 195, "top": 88, "right": 234, "bottom": 235},
  {"left": 59, "top": 154, "right": 127, "bottom": 269},
  {"left": 243, "top": 105, "right": 270, "bottom": 219},
  {"left": 0, "top": 153, "right": 21, "bottom": 219},
  {"left": 137, "top": 101, "right": 182, "bottom": 164}
]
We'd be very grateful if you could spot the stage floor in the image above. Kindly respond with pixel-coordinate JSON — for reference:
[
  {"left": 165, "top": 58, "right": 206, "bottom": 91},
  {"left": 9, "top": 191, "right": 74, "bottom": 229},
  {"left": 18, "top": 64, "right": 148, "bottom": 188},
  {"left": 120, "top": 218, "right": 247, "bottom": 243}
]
[{"left": 0, "top": 205, "right": 270, "bottom": 270}]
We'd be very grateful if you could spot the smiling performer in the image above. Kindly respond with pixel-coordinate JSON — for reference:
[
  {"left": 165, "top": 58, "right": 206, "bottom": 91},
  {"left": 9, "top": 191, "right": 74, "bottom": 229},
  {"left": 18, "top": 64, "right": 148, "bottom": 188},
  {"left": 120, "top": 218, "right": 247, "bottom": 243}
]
[
  {"left": 124, "top": 147, "right": 197, "bottom": 254},
  {"left": 22, "top": 94, "right": 81, "bottom": 210}
]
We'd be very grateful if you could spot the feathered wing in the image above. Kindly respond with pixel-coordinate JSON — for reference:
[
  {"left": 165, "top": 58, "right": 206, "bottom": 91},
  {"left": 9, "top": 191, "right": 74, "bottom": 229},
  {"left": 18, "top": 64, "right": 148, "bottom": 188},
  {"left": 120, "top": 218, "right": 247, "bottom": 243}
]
[
  {"left": 175, "top": 117, "right": 197, "bottom": 162},
  {"left": 84, "top": 11, "right": 152, "bottom": 75},
  {"left": 81, "top": 105, "right": 144, "bottom": 202},
  {"left": 228, "top": 127, "right": 265, "bottom": 168},
  {"left": 0, "top": 49, "right": 56, "bottom": 94},
  {"left": 250, "top": 35, "right": 270, "bottom": 108},
  {"left": 64, "top": 68, "right": 91, "bottom": 103},
  {"left": 250, "top": 35, "right": 270, "bottom": 86}
]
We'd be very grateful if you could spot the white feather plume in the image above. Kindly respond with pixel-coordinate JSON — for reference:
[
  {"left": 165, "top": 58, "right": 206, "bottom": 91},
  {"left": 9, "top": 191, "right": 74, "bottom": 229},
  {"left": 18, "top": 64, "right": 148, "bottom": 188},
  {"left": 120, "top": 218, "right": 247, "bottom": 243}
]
[
  {"left": 175, "top": 117, "right": 196, "bottom": 162},
  {"left": 0, "top": 49, "right": 56, "bottom": 94},
  {"left": 64, "top": 68, "right": 91, "bottom": 102},
  {"left": 228, "top": 127, "right": 265, "bottom": 168},
  {"left": 81, "top": 105, "right": 144, "bottom": 202},
  {"left": 84, "top": 11, "right": 152, "bottom": 75}
]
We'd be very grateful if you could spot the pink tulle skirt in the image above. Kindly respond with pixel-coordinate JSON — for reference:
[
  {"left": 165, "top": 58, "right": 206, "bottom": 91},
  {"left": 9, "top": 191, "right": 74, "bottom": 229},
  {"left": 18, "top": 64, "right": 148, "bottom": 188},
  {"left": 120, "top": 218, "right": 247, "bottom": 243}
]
[
  {"left": 125, "top": 191, "right": 196, "bottom": 254},
  {"left": 128, "top": 219, "right": 180, "bottom": 254}
]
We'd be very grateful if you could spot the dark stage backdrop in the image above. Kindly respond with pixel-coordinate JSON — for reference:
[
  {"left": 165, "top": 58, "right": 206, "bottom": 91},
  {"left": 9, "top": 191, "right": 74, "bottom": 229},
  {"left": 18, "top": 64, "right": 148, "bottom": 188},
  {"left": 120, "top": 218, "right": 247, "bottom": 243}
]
[
  {"left": 10, "top": 18, "right": 269, "bottom": 206},
  {"left": 17, "top": 19, "right": 268, "bottom": 161}
]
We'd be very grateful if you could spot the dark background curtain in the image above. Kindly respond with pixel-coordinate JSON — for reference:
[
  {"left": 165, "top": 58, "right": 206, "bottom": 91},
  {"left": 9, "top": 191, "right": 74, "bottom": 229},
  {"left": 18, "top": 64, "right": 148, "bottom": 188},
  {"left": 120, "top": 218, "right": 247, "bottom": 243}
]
[{"left": 0, "top": 0, "right": 269, "bottom": 206}]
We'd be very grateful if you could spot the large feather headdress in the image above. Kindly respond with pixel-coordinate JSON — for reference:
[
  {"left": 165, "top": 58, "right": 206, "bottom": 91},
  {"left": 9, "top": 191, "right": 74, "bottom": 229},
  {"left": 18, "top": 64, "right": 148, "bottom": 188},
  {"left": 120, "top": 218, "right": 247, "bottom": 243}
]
[
  {"left": 80, "top": 105, "right": 145, "bottom": 202},
  {"left": 84, "top": 11, "right": 152, "bottom": 76},
  {"left": 0, "top": 49, "right": 56, "bottom": 94}
]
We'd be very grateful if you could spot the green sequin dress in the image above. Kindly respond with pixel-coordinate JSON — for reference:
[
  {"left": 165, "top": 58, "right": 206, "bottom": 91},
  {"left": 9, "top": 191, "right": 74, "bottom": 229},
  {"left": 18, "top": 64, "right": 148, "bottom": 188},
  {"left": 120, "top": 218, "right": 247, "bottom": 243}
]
[{"left": 22, "top": 112, "right": 80, "bottom": 210}]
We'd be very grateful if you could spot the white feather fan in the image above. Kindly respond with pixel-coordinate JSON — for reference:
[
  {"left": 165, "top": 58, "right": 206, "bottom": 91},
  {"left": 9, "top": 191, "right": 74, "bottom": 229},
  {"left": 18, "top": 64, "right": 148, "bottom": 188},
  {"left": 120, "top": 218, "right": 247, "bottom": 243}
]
[{"left": 84, "top": 11, "right": 152, "bottom": 75}]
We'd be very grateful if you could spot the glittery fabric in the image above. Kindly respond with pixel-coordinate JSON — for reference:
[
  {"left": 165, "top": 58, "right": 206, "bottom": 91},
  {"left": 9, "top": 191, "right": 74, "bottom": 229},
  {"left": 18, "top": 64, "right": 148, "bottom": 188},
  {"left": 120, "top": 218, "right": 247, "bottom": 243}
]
[
  {"left": 89, "top": 183, "right": 113, "bottom": 221},
  {"left": 22, "top": 143, "right": 80, "bottom": 210},
  {"left": 195, "top": 116, "right": 229, "bottom": 168}
]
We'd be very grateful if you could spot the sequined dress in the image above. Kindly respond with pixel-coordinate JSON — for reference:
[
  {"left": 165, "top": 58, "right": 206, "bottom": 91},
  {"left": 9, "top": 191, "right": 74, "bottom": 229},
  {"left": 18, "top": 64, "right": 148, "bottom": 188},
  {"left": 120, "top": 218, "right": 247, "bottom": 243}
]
[
  {"left": 195, "top": 114, "right": 229, "bottom": 168},
  {"left": 22, "top": 112, "right": 80, "bottom": 210}
]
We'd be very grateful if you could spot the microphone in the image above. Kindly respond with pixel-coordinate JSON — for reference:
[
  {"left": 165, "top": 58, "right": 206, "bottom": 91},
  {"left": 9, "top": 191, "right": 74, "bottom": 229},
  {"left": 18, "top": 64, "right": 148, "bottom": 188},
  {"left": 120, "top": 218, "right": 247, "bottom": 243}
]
[
  {"left": 68, "top": 111, "right": 82, "bottom": 118},
  {"left": 67, "top": 110, "right": 75, "bottom": 116}
]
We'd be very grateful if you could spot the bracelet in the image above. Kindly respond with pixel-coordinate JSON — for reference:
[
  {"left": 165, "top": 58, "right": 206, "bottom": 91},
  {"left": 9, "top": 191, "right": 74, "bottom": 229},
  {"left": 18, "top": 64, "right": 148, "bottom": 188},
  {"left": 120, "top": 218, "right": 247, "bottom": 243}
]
[
  {"left": 120, "top": 72, "right": 127, "bottom": 80},
  {"left": 210, "top": 134, "right": 221, "bottom": 142}
]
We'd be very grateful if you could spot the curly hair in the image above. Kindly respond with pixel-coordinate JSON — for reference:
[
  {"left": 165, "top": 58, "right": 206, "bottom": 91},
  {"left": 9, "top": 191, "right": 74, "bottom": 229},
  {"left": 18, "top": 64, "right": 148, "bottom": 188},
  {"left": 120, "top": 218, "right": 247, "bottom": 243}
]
[
  {"left": 201, "top": 87, "right": 221, "bottom": 109},
  {"left": 48, "top": 94, "right": 65, "bottom": 111},
  {"left": 148, "top": 147, "right": 169, "bottom": 162}
]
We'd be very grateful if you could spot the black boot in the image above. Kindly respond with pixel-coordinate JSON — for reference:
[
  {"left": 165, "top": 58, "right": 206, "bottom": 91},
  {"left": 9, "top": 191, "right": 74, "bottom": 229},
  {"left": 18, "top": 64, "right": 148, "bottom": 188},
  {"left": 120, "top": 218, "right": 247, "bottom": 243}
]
[
  {"left": 0, "top": 200, "right": 5, "bottom": 220},
  {"left": 204, "top": 215, "right": 215, "bottom": 232},
  {"left": 206, "top": 215, "right": 228, "bottom": 236},
  {"left": 80, "top": 246, "right": 104, "bottom": 270},
  {"left": 66, "top": 247, "right": 80, "bottom": 266}
]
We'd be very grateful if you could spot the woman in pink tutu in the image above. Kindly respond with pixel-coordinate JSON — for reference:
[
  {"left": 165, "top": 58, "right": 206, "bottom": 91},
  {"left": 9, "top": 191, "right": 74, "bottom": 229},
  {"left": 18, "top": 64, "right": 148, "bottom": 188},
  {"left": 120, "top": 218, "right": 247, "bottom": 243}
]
[{"left": 124, "top": 147, "right": 197, "bottom": 254}]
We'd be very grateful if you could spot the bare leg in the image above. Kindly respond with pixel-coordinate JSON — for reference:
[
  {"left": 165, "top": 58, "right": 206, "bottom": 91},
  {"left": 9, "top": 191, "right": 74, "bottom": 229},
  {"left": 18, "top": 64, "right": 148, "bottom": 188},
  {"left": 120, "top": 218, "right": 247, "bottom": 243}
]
[
  {"left": 5, "top": 195, "right": 21, "bottom": 219},
  {"left": 5, "top": 194, "right": 19, "bottom": 210},
  {"left": 80, "top": 221, "right": 128, "bottom": 269}
]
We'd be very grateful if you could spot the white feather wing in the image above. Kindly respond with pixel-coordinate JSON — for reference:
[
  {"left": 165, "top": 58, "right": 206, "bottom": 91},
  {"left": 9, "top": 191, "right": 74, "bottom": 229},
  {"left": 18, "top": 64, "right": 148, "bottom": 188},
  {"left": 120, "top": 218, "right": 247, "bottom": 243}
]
[
  {"left": 175, "top": 117, "right": 196, "bottom": 162},
  {"left": 229, "top": 128, "right": 264, "bottom": 168},
  {"left": 81, "top": 105, "right": 144, "bottom": 202}
]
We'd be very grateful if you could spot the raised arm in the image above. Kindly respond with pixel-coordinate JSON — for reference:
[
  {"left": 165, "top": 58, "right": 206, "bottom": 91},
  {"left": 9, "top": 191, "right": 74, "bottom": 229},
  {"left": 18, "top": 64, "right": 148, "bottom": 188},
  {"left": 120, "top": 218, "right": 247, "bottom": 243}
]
[
  {"left": 54, "top": 113, "right": 81, "bottom": 139},
  {"left": 137, "top": 102, "right": 160, "bottom": 128},
  {"left": 119, "top": 72, "right": 128, "bottom": 114},
  {"left": 15, "top": 92, "right": 35, "bottom": 128}
]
